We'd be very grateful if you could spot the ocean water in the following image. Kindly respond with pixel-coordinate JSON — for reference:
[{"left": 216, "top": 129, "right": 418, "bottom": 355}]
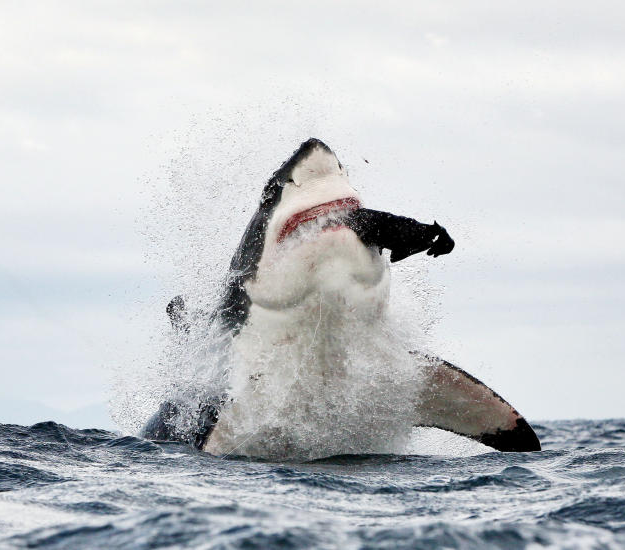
[{"left": 1, "top": 420, "right": 624, "bottom": 549}]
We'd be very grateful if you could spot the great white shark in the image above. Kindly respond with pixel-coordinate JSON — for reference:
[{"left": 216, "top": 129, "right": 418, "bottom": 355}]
[{"left": 142, "top": 138, "right": 541, "bottom": 458}]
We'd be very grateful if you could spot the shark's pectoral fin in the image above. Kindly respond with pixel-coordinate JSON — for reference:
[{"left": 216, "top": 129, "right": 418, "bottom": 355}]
[{"left": 412, "top": 352, "right": 540, "bottom": 452}]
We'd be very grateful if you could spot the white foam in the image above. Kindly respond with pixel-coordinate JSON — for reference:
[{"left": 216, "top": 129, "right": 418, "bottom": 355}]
[{"left": 114, "top": 112, "right": 450, "bottom": 457}]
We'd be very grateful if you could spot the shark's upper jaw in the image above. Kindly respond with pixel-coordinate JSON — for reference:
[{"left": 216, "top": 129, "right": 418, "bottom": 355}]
[
  {"left": 265, "top": 138, "right": 361, "bottom": 246},
  {"left": 276, "top": 197, "right": 361, "bottom": 243}
]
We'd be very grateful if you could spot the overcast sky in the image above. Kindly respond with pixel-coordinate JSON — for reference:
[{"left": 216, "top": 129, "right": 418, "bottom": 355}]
[{"left": 1, "top": 1, "right": 623, "bottom": 428}]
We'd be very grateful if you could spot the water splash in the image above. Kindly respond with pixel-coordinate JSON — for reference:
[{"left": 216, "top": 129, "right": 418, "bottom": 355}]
[{"left": 112, "top": 97, "right": 442, "bottom": 456}]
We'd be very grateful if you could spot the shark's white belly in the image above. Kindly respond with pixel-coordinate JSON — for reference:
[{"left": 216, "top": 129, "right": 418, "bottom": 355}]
[{"left": 204, "top": 228, "right": 419, "bottom": 460}]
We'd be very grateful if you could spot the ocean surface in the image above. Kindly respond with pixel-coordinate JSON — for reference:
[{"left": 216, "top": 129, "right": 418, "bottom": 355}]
[{"left": 1, "top": 419, "right": 624, "bottom": 549}]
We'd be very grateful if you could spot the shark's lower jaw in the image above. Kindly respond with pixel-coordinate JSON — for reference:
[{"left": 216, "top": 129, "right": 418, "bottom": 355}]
[{"left": 277, "top": 197, "right": 361, "bottom": 243}]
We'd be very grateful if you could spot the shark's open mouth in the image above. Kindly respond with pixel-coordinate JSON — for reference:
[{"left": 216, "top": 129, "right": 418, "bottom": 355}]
[{"left": 277, "top": 197, "right": 361, "bottom": 243}]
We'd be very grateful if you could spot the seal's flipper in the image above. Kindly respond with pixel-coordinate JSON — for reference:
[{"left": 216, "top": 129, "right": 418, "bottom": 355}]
[
  {"left": 424, "top": 222, "right": 455, "bottom": 258},
  {"left": 412, "top": 352, "right": 540, "bottom": 452},
  {"left": 347, "top": 209, "right": 454, "bottom": 262}
]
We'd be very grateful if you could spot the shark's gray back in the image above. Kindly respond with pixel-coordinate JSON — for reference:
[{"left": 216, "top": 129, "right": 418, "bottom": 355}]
[{"left": 216, "top": 138, "right": 335, "bottom": 334}]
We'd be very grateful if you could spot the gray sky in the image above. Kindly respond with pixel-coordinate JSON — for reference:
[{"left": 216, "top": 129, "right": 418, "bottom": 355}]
[{"left": 1, "top": 1, "right": 624, "bottom": 427}]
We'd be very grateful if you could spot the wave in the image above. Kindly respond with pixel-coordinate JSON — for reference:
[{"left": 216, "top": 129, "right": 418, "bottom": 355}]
[{"left": 1, "top": 419, "right": 625, "bottom": 549}]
